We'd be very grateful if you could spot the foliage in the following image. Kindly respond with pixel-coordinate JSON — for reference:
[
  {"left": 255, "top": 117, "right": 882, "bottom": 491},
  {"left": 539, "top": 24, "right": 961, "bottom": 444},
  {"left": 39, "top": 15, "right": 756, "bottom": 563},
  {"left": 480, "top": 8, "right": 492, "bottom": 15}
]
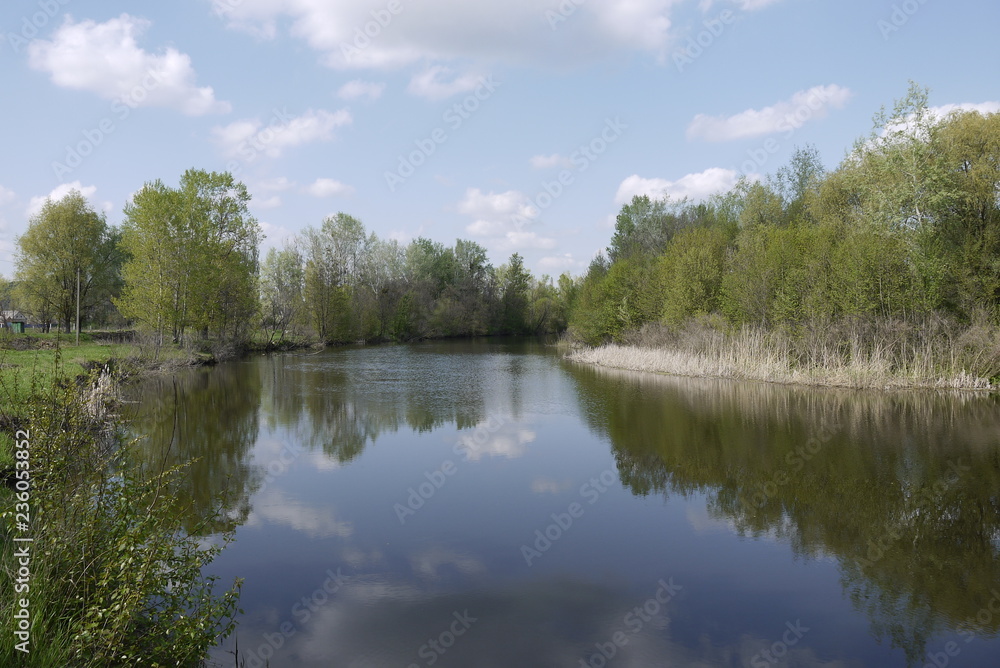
[
  {"left": 260, "top": 245, "right": 305, "bottom": 345},
  {"left": 0, "top": 360, "right": 241, "bottom": 666},
  {"left": 568, "top": 84, "right": 1000, "bottom": 367},
  {"left": 117, "top": 170, "right": 261, "bottom": 346},
  {"left": 14, "top": 190, "right": 121, "bottom": 333}
]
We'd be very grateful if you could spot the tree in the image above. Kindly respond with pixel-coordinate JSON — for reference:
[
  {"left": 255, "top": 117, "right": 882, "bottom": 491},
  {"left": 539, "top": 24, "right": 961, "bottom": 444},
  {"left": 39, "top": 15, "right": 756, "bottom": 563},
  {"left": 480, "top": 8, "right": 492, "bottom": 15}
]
[
  {"left": 773, "top": 145, "right": 825, "bottom": 223},
  {"left": 260, "top": 245, "right": 304, "bottom": 345},
  {"left": 608, "top": 195, "right": 687, "bottom": 262},
  {"left": 15, "top": 190, "right": 119, "bottom": 333},
  {"left": 117, "top": 170, "right": 261, "bottom": 345},
  {"left": 934, "top": 110, "right": 1000, "bottom": 318},
  {"left": 659, "top": 226, "right": 729, "bottom": 325},
  {"left": 498, "top": 253, "right": 531, "bottom": 334}
]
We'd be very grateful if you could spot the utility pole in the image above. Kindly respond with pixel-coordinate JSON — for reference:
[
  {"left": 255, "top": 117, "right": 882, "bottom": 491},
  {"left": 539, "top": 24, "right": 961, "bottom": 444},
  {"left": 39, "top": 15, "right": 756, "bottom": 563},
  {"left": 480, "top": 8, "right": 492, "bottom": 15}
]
[{"left": 76, "top": 266, "right": 81, "bottom": 346}]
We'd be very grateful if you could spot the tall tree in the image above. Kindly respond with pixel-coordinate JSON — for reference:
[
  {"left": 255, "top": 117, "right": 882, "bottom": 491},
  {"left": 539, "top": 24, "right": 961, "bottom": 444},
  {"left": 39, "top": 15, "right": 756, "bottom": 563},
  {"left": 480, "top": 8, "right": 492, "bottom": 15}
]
[
  {"left": 260, "top": 245, "right": 304, "bottom": 345},
  {"left": 498, "top": 252, "right": 531, "bottom": 334},
  {"left": 608, "top": 195, "right": 686, "bottom": 262},
  {"left": 15, "top": 190, "right": 119, "bottom": 333},
  {"left": 117, "top": 170, "right": 261, "bottom": 344}
]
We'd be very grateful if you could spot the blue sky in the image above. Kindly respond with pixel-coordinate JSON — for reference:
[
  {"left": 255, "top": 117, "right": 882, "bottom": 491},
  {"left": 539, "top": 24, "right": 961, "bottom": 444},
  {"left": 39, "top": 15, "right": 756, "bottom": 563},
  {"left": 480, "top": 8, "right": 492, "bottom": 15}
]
[{"left": 0, "top": 0, "right": 997, "bottom": 278}]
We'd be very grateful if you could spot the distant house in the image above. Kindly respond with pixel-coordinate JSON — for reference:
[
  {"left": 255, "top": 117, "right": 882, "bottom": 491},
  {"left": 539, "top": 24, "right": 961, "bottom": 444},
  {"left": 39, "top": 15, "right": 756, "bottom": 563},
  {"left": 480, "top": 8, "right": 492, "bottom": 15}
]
[{"left": 0, "top": 310, "right": 27, "bottom": 334}]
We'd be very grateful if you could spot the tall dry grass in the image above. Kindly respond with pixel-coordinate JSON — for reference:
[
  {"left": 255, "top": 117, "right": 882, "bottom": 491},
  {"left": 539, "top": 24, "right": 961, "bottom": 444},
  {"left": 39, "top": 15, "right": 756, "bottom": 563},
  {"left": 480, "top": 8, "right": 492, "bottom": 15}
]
[{"left": 567, "top": 316, "right": 1000, "bottom": 390}]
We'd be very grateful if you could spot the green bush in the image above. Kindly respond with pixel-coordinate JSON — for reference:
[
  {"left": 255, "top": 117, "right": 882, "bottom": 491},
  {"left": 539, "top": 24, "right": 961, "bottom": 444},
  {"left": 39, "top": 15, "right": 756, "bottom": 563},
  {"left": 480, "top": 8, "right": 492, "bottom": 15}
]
[{"left": 0, "top": 362, "right": 241, "bottom": 667}]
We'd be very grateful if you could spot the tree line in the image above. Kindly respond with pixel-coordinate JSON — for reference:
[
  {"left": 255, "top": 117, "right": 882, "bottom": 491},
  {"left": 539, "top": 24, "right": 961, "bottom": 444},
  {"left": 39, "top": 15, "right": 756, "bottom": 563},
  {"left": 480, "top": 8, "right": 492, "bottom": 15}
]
[
  {"left": 569, "top": 85, "right": 1000, "bottom": 354},
  {"left": 8, "top": 170, "right": 575, "bottom": 346},
  {"left": 9, "top": 84, "right": 999, "bottom": 357}
]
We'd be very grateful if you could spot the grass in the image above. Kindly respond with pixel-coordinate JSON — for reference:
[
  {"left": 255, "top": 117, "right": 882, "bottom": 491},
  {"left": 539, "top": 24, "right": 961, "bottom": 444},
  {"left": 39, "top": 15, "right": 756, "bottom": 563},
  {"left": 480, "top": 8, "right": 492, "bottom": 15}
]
[
  {"left": 0, "top": 433, "right": 11, "bottom": 469},
  {"left": 567, "top": 317, "right": 1000, "bottom": 390},
  {"left": 0, "top": 331, "right": 202, "bottom": 469},
  {"left": 0, "top": 354, "right": 242, "bottom": 665},
  {"left": 0, "top": 333, "right": 132, "bottom": 409}
]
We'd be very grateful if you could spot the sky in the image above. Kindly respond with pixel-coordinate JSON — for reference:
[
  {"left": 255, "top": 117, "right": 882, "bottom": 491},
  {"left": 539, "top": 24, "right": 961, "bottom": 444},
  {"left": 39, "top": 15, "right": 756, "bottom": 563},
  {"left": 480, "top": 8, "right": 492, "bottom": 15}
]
[{"left": 0, "top": 0, "right": 997, "bottom": 278}]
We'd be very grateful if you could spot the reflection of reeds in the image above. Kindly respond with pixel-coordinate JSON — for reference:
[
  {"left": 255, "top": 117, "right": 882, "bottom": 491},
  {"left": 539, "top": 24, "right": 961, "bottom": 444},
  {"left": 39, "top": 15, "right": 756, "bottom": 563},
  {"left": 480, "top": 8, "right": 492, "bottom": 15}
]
[
  {"left": 566, "top": 354, "right": 1000, "bottom": 456},
  {"left": 568, "top": 319, "right": 998, "bottom": 390}
]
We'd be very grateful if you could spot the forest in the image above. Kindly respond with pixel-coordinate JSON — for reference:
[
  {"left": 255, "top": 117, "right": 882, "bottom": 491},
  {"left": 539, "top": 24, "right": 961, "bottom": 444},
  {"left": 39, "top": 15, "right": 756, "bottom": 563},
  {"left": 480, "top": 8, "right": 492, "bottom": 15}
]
[{"left": 5, "top": 85, "right": 1000, "bottom": 383}]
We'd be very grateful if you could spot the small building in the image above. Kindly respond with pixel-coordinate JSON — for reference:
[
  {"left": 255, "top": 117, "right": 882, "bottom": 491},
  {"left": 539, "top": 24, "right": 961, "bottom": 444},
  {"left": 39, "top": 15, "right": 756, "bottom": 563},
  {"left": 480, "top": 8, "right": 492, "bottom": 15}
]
[{"left": 0, "top": 310, "right": 27, "bottom": 334}]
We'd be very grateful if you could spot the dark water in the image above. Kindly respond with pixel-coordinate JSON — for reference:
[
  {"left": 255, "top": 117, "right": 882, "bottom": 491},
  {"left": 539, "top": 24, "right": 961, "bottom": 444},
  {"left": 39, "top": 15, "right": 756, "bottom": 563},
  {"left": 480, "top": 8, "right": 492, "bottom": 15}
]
[{"left": 128, "top": 339, "right": 1000, "bottom": 667}]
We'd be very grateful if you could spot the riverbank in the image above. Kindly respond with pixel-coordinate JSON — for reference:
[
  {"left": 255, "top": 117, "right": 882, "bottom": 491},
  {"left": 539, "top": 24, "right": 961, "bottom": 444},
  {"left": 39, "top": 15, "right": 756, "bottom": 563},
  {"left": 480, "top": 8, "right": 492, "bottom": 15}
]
[
  {"left": 0, "top": 332, "right": 243, "bottom": 665},
  {"left": 565, "top": 322, "right": 999, "bottom": 390}
]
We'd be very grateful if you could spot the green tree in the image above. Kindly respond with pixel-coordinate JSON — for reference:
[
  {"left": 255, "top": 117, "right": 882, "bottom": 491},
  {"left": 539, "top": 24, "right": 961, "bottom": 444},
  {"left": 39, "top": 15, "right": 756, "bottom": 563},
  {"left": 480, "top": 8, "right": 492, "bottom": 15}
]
[
  {"left": 608, "top": 195, "right": 687, "bottom": 262},
  {"left": 772, "top": 145, "right": 825, "bottom": 223},
  {"left": 15, "top": 190, "right": 120, "bottom": 334},
  {"left": 934, "top": 109, "right": 1000, "bottom": 318},
  {"left": 117, "top": 170, "right": 261, "bottom": 344},
  {"left": 659, "top": 226, "right": 729, "bottom": 325},
  {"left": 260, "top": 245, "right": 304, "bottom": 345},
  {"left": 498, "top": 252, "right": 531, "bottom": 334}
]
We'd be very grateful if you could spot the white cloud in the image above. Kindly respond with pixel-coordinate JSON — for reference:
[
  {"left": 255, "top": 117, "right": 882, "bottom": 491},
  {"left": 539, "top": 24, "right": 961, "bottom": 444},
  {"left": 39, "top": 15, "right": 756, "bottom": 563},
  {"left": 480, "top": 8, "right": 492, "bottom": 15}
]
[
  {"left": 27, "top": 181, "right": 98, "bottom": 217},
  {"left": 458, "top": 187, "right": 535, "bottom": 221},
  {"left": 252, "top": 195, "right": 282, "bottom": 209},
  {"left": 256, "top": 176, "right": 295, "bottom": 192},
  {"left": 458, "top": 187, "right": 558, "bottom": 252},
  {"left": 687, "top": 84, "right": 853, "bottom": 142},
  {"left": 495, "top": 231, "right": 558, "bottom": 252},
  {"left": 615, "top": 168, "right": 742, "bottom": 204},
  {"left": 337, "top": 79, "right": 385, "bottom": 101},
  {"left": 0, "top": 186, "right": 15, "bottom": 206},
  {"left": 530, "top": 154, "right": 574, "bottom": 170},
  {"left": 538, "top": 253, "right": 584, "bottom": 272},
  {"left": 305, "top": 178, "right": 355, "bottom": 197},
  {"left": 246, "top": 489, "right": 353, "bottom": 539},
  {"left": 215, "top": 0, "right": 681, "bottom": 69},
  {"left": 211, "top": 108, "right": 352, "bottom": 159},
  {"left": 882, "top": 101, "right": 1000, "bottom": 137},
  {"left": 456, "top": 423, "right": 537, "bottom": 461},
  {"left": 928, "top": 101, "right": 1000, "bottom": 117},
  {"left": 407, "top": 66, "right": 483, "bottom": 100},
  {"left": 28, "top": 14, "right": 230, "bottom": 115}
]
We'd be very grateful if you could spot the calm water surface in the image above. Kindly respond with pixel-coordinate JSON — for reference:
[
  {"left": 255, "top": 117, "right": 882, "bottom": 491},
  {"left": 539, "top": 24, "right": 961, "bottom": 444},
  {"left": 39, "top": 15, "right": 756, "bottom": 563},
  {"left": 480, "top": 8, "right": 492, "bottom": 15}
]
[{"left": 129, "top": 339, "right": 1000, "bottom": 667}]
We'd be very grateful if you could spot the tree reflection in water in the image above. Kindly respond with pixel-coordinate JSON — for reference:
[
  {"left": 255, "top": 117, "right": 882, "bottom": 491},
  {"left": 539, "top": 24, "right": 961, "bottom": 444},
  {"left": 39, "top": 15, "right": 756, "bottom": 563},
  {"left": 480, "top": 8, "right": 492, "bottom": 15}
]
[{"left": 565, "top": 362, "right": 1000, "bottom": 665}]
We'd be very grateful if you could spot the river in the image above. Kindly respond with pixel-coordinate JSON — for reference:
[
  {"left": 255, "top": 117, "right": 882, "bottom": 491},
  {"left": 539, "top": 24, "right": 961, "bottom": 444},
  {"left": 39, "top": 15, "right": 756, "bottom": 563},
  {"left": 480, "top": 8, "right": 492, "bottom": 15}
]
[{"left": 129, "top": 339, "right": 1000, "bottom": 667}]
